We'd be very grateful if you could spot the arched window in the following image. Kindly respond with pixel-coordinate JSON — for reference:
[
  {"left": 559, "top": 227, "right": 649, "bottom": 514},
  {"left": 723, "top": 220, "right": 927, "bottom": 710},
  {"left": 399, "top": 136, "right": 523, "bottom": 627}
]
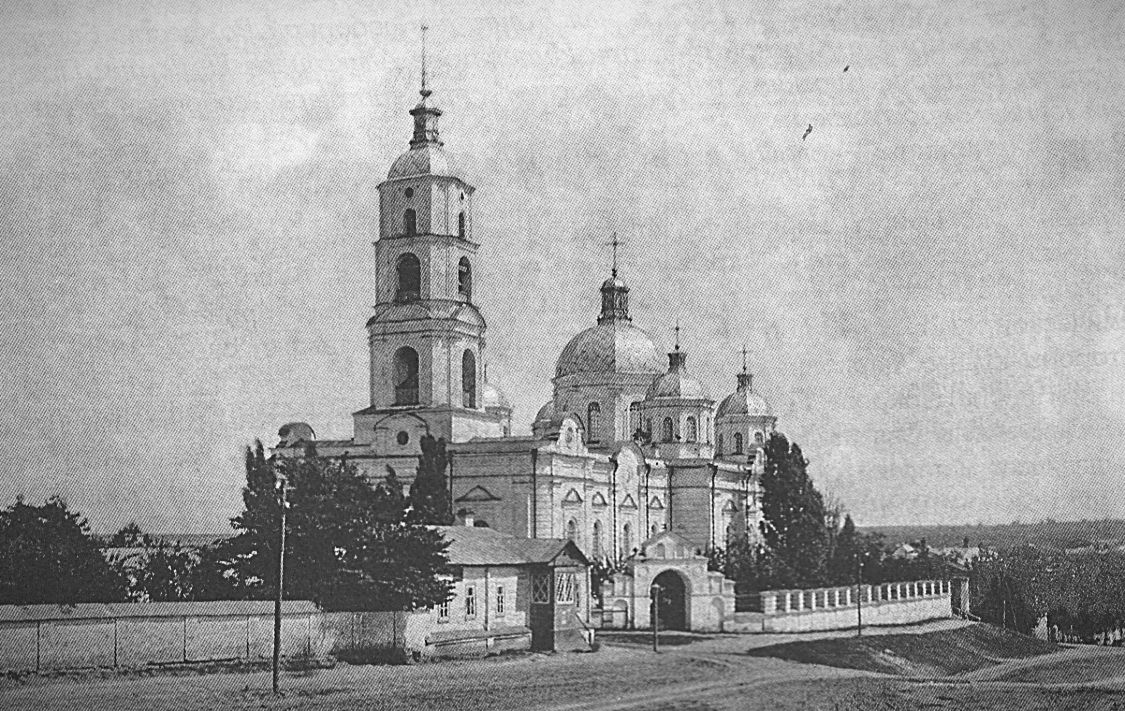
[
  {"left": 734, "top": 432, "right": 744, "bottom": 454},
  {"left": 629, "top": 402, "right": 641, "bottom": 437},
  {"left": 661, "top": 417, "right": 674, "bottom": 442},
  {"left": 461, "top": 350, "right": 477, "bottom": 408},
  {"left": 458, "top": 257, "right": 472, "bottom": 300},
  {"left": 754, "top": 430, "right": 764, "bottom": 445},
  {"left": 645, "top": 419, "right": 653, "bottom": 437},
  {"left": 404, "top": 208, "right": 416, "bottom": 236},
  {"left": 566, "top": 518, "right": 577, "bottom": 543},
  {"left": 685, "top": 416, "right": 697, "bottom": 443},
  {"left": 393, "top": 346, "right": 419, "bottom": 405},
  {"left": 592, "top": 521, "right": 602, "bottom": 559},
  {"left": 587, "top": 402, "right": 601, "bottom": 442},
  {"left": 395, "top": 253, "right": 421, "bottom": 302},
  {"left": 622, "top": 523, "right": 633, "bottom": 557},
  {"left": 457, "top": 211, "right": 466, "bottom": 238},
  {"left": 717, "top": 433, "right": 724, "bottom": 455}
]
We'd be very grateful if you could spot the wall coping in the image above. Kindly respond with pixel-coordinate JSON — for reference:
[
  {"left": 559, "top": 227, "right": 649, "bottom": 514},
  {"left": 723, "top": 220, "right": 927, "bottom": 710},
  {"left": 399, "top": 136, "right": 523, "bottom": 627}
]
[{"left": 0, "top": 600, "right": 320, "bottom": 623}]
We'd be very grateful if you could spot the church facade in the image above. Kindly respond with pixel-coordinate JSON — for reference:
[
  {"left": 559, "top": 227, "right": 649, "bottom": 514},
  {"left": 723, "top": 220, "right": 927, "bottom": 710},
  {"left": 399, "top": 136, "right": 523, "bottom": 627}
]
[{"left": 274, "top": 79, "right": 782, "bottom": 586}]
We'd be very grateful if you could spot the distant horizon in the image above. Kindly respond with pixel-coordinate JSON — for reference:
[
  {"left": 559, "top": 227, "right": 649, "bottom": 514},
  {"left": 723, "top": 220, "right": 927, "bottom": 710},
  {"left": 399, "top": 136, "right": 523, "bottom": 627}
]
[{"left": 2, "top": 1, "right": 1123, "bottom": 533}]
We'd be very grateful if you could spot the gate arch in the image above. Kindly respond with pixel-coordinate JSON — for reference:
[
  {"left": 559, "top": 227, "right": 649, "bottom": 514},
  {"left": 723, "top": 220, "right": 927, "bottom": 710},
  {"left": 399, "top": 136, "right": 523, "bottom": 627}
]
[{"left": 652, "top": 569, "right": 690, "bottom": 631}]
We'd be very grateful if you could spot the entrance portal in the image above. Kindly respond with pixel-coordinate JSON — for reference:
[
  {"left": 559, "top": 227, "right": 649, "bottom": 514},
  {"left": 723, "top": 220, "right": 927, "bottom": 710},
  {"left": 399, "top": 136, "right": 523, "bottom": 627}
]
[{"left": 653, "top": 570, "right": 687, "bottom": 631}]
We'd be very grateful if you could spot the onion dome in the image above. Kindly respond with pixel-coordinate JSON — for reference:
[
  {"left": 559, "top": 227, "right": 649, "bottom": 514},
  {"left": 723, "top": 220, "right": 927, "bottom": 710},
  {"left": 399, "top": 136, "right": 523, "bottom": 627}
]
[
  {"left": 716, "top": 371, "right": 774, "bottom": 418},
  {"left": 534, "top": 400, "right": 555, "bottom": 424},
  {"left": 555, "top": 273, "right": 661, "bottom": 377},
  {"left": 646, "top": 350, "right": 708, "bottom": 400}
]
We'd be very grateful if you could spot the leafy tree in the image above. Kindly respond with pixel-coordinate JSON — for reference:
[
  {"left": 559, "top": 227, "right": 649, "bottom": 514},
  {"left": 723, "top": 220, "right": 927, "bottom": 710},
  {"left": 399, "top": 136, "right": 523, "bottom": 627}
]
[
  {"left": 225, "top": 442, "right": 451, "bottom": 611},
  {"left": 757, "top": 433, "right": 831, "bottom": 588},
  {"left": 109, "top": 521, "right": 148, "bottom": 547},
  {"left": 0, "top": 496, "right": 125, "bottom": 604},
  {"left": 827, "top": 514, "right": 859, "bottom": 585},
  {"left": 408, "top": 434, "right": 453, "bottom": 525}
]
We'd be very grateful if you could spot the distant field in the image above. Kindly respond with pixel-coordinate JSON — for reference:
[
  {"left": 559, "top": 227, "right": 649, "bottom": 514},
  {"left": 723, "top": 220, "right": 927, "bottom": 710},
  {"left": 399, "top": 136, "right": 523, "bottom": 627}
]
[{"left": 859, "top": 519, "right": 1125, "bottom": 550}]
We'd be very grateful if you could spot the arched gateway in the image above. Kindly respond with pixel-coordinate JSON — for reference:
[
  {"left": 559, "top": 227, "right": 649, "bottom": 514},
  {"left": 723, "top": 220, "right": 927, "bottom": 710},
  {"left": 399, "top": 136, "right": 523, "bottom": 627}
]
[
  {"left": 653, "top": 569, "right": 688, "bottom": 630},
  {"left": 595, "top": 529, "right": 735, "bottom": 632}
]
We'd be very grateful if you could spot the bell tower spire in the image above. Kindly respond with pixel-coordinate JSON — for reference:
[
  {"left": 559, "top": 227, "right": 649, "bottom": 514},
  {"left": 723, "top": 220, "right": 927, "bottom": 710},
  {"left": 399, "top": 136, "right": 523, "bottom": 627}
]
[{"left": 410, "top": 24, "right": 442, "bottom": 147}]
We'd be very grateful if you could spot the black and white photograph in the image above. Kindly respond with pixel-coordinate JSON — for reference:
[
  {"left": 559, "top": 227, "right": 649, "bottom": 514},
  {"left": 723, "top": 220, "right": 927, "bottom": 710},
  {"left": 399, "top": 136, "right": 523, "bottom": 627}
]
[{"left": 1, "top": 1, "right": 1124, "bottom": 709}]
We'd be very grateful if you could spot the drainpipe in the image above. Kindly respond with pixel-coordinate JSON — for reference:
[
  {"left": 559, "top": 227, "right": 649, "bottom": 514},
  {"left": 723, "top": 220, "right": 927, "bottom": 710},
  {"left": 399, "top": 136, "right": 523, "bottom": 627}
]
[
  {"left": 530, "top": 448, "right": 538, "bottom": 538},
  {"left": 667, "top": 466, "right": 674, "bottom": 531},
  {"left": 448, "top": 451, "right": 455, "bottom": 521},
  {"left": 610, "top": 455, "right": 618, "bottom": 560},
  {"left": 709, "top": 463, "right": 718, "bottom": 550},
  {"left": 644, "top": 462, "right": 652, "bottom": 536}
]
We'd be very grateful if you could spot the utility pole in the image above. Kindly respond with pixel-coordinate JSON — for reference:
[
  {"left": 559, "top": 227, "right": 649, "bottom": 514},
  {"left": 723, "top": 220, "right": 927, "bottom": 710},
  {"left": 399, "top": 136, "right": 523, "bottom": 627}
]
[
  {"left": 272, "top": 472, "right": 289, "bottom": 696},
  {"left": 650, "top": 583, "right": 662, "bottom": 653}
]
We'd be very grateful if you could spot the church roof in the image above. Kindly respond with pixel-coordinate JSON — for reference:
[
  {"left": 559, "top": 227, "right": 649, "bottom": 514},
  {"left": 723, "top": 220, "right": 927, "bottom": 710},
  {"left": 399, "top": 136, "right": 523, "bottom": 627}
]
[
  {"left": 434, "top": 525, "right": 588, "bottom": 567},
  {"left": 555, "top": 321, "right": 662, "bottom": 378},
  {"left": 387, "top": 143, "right": 460, "bottom": 180},
  {"left": 482, "top": 379, "right": 511, "bottom": 410},
  {"left": 716, "top": 387, "right": 773, "bottom": 418},
  {"left": 645, "top": 350, "right": 708, "bottom": 400}
]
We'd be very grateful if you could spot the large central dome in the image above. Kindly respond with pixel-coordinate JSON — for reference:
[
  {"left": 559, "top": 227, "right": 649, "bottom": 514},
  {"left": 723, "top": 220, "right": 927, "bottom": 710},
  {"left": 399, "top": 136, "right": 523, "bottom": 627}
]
[{"left": 555, "top": 321, "right": 662, "bottom": 377}]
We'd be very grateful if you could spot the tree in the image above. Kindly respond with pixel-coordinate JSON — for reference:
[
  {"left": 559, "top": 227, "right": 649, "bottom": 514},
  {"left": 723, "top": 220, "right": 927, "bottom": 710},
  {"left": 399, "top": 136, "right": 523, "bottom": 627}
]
[
  {"left": 226, "top": 442, "right": 452, "bottom": 611},
  {"left": 757, "top": 433, "right": 831, "bottom": 588},
  {"left": 827, "top": 513, "right": 859, "bottom": 585},
  {"left": 0, "top": 496, "right": 125, "bottom": 605},
  {"left": 409, "top": 434, "right": 453, "bottom": 525}
]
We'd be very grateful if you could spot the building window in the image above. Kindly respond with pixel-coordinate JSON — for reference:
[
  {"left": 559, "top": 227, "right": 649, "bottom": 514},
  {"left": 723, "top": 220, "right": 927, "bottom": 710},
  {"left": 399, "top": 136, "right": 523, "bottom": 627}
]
[
  {"left": 396, "top": 431, "right": 410, "bottom": 445},
  {"left": 717, "top": 433, "right": 724, "bottom": 455},
  {"left": 465, "top": 585, "right": 477, "bottom": 619},
  {"left": 661, "top": 417, "right": 674, "bottom": 442},
  {"left": 395, "top": 253, "right": 421, "bottom": 301},
  {"left": 404, "top": 187, "right": 414, "bottom": 198},
  {"left": 458, "top": 257, "right": 472, "bottom": 300},
  {"left": 404, "top": 208, "right": 417, "bottom": 236},
  {"left": 754, "top": 430, "right": 764, "bottom": 445},
  {"left": 587, "top": 402, "right": 601, "bottom": 442},
  {"left": 437, "top": 598, "right": 449, "bottom": 621},
  {"left": 393, "top": 346, "right": 419, "bottom": 405},
  {"left": 734, "top": 432, "right": 744, "bottom": 454},
  {"left": 629, "top": 402, "right": 641, "bottom": 437},
  {"left": 566, "top": 518, "right": 577, "bottom": 542},
  {"left": 532, "top": 573, "right": 551, "bottom": 603},
  {"left": 622, "top": 523, "right": 632, "bottom": 557},
  {"left": 496, "top": 586, "right": 505, "bottom": 615},
  {"left": 458, "top": 211, "right": 466, "bottom": 238},
  {"left": 645, "top": 419, "right": 652, "bottom": 437},
  {"left": 461, "top": 349, "right": 477, "bottom": 408},
  {"left": 555, "top": 573, "right": 575, "bottom": 604},
  {"left": 592, "top": 520, "right": 602, "bottom": 559},
  {"left": 685, "top": 416, "right": 697, "bottom": 443}
]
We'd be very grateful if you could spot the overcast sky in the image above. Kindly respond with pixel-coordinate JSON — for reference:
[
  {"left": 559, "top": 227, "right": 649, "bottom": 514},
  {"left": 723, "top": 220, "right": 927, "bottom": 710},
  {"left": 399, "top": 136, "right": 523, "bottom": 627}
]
[{"left": 1, "top": 0, "right": 1123, "bottom": 533}]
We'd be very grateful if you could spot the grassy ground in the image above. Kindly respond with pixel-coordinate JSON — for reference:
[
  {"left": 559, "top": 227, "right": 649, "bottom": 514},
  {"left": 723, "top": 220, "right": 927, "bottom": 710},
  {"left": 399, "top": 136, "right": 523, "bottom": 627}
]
[{"left": 744, "top": 624, "right": 1058, "bottom": 676}]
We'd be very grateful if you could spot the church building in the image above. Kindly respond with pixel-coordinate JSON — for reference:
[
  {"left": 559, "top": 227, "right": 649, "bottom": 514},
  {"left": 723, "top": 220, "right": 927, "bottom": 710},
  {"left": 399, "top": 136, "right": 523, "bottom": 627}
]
[{"left": 274, "top": 72, "right": 784, "bottom": 630}]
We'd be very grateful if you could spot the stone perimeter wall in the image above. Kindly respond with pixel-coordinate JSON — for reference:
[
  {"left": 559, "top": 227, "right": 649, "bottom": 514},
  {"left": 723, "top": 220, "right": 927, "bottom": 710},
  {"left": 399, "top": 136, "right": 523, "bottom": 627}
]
[
  {"left": 0, "top": 601, "right": 531, "bottom": 672},
  {"left": 737, "top": 579, "right": 953, "bottom": 633}
]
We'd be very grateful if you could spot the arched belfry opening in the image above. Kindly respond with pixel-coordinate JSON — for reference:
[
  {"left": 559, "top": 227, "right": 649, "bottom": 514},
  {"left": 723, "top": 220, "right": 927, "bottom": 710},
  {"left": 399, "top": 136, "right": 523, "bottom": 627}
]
[
  {"left": 396, "top": 253, "right": 421, "bottom": 302},
  {"left": 393, "top": 346, "right": 420, "bottom": 405},
  {"left": 461, "top": 349, "right": 477, "bottom": 408},
  {"left": 652, "top": 570, "right": 688, "bottom": 631},
  {"left": 458, "top": 257, "right": 472, "bottom": 300}
]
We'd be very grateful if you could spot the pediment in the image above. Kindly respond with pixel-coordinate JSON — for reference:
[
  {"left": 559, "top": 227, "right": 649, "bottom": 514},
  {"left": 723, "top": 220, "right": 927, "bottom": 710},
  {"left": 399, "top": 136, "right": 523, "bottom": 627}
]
[
  {"left": 591, "top": 492, "right": 608, "bottom": 507},
  {"left": 648, "top": 496, "right": 664, "bottom": 510},
  {"left": 619, "top": 494, "right": 637, "bottom": 510},
  {"left": 562, "top": 488, "right": 583, "bottom": 504},
  {"left": 721, "top": 500, "right": 738, "bottom": 513},
  {"left": 455, "top": 485, "right": 501, "bottom": 503}
]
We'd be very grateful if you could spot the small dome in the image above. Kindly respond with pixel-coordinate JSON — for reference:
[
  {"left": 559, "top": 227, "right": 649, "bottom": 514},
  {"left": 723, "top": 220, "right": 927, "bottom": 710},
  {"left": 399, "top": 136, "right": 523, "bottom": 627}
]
[
  {"left": 601, "top": 275, "right": 627, "bottom": 290},
  {"left": 646, "top": 370, "right": 708, "bottom": 400},
  {"left": 387, "top": 144, "right": 459, "bottom": 180},
  {"left": 556, "top": 322, "right": 662, "bottom": 378},
  {"left": 482, "top": 380, "right": 511, "bottom": 410},
  {"left": 534, "top": 400, "right": 555, "bottom": 423},
  {"left": 716, "top": 389, "right": 774, "bottom": 418}
]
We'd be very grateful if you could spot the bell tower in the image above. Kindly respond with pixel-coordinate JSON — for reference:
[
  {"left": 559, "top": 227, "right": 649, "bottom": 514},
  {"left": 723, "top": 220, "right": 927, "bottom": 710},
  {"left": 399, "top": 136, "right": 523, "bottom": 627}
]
[{"left": 354, "top": 40, "right": 503, "bottom": 449}]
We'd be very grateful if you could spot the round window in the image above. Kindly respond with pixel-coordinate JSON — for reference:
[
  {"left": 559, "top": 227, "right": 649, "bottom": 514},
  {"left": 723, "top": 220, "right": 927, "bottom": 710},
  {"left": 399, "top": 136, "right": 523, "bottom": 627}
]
[
  {"left": 396, "top": 431, "right": 410, "bottom": 445},
  {"left": 405, "top": 187, "right": 414, "bottom": 198}
]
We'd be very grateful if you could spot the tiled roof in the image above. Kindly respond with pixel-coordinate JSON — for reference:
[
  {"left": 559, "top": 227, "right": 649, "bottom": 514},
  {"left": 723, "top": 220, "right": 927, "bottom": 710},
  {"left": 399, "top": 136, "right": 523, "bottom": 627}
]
[{"left": 434, "top": 526, "right": 588, "bottom": 567}]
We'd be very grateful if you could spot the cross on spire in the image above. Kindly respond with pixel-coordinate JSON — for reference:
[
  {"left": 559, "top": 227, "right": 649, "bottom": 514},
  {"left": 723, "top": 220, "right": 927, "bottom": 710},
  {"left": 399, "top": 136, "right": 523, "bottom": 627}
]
[
  {"left": 604, "top": 232, "right": 624, "bottom": 277},
  {"left": 741, "top": 344, "right": 749, "bottom": 373},
  {"left": 420, "top": 24, "right": 431, "bottom": 97},
  {"left": 674, "top": 320, "right": 681, "bottom": 351}
]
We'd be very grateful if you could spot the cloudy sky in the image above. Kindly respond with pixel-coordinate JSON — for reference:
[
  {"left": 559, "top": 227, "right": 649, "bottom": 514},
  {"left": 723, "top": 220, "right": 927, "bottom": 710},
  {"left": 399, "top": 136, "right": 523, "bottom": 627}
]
[{"left": 1, "top": 0, "right": 1123, "bottom": 533}]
